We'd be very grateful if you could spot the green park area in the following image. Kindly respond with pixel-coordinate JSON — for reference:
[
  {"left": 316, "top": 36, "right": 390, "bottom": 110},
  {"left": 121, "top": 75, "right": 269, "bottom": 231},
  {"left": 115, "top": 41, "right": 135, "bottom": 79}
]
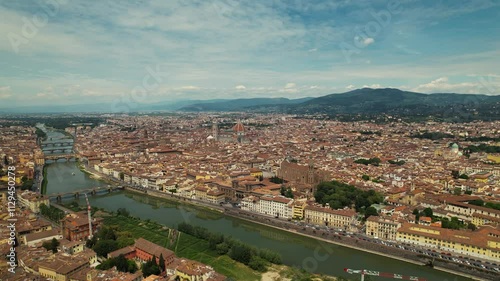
[
  {"left": 101, "top": 213, "right": 336, "bottom": 281},
  {"left": 102, "top": 214, "right": 261, "bottom": 281}
]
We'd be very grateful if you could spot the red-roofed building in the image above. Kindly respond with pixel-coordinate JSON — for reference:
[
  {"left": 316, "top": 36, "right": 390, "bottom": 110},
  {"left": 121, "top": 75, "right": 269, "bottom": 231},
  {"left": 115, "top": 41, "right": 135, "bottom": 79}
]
[{"left": 61, "top": 211, "right": 102, "bottom": 241}]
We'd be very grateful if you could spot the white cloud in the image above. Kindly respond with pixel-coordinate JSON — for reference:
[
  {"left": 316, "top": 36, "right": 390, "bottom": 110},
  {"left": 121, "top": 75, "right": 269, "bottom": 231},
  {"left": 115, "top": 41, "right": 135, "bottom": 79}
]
[
  {"left": 362, "top": 84, "right": 382, "bottom": 89},
  {"left": 0, "top": 86, "right": 12, "bottom": 99},
  {"left": 1, "top": 0, "right": 499, "bottom": 106},
  {"left": 354, "top": 36, "right": 374, "bottom": 47},
  {"left": 412, "top": 76, "right": 500, "bottom": 94},
  {"left": 179, "top": 86, "right": 200, "bottom": 91},
  {"left": 363, "top": 38, "right": 374, "bottom": 46}
]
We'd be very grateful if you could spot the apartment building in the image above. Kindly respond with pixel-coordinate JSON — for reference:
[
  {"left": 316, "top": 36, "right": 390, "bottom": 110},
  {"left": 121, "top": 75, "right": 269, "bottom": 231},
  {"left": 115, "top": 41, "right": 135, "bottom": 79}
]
[
  {"left": 17, "top": 190, "right": 50, "bottom": 213},
  {"left": 304, "top": 205, "right": 357, "bottom": 230},
  {"left": 396, "top": 223, "right": 500, "bottom": 261},
  {"left": 365, "top": 216, "right": 401, "bottom": 241},
  {"left": 241, "top": 195, "right": 293, "bottom": 219}
]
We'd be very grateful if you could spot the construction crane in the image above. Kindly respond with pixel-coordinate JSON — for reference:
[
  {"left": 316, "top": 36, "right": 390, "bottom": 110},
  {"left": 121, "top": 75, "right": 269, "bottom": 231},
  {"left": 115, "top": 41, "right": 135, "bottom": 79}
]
[
  {"left": 84, "top": 193, "right": 93, "bottom": 240},
  {"left": 344, "top": 268, "right": 427, "bottom": 281}
]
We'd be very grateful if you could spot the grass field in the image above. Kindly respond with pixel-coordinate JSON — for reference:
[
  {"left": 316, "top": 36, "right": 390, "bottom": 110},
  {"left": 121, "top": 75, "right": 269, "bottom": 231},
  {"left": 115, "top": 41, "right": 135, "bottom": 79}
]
[
  {"left": 173, "top": 232, "right": 261, "bottom": 281},
  {"left": 103, "top": 215, "right": 261, "bottom": 281},
  {"left": 101, "top": 214, "right": 337, "bottom": 281},
  {"left": 103, "top": 215, "right": 170, "bottom": 247}
]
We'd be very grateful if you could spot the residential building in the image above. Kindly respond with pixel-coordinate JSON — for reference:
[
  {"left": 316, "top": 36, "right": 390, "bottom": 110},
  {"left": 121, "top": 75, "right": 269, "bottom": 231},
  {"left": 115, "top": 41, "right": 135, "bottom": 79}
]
[
  {"left": 17, "top": 190, "right": 50, "bottom": 213},
  {"left": 61, "top": 211, "right": 102, "bottom": 241},
  {"left": 304, "top": 205, "right": 357, "bottom": 230},
  {"left": 396, "top": 223, "right": 500, "bottom": 262},
  {"left": 39, "top": 253, "right": 88, "bottom": 281},
  {"left": 365, "top": 216, "right": 401, "bottom": 241}
]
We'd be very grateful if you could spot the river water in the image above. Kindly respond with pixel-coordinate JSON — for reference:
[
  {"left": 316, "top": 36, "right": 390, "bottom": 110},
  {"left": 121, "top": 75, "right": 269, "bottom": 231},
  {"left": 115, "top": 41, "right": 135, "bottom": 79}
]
[{"left": 42, "top": 129, "right": 471, "bottom": 280}]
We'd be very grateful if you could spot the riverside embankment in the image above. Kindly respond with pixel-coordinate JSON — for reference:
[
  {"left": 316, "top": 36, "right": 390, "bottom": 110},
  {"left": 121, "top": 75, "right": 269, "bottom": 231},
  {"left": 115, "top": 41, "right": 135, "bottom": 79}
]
[{"left": 43, "top": 157, "right": 480, "bottom": 280}]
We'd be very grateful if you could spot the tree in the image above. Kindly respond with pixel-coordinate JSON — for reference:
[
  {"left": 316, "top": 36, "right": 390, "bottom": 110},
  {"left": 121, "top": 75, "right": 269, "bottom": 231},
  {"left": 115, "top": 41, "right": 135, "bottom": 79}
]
[
  {"left": 458, "top": 174, "right": 469, "bottom": 180},
  {"left": 116, "top": 208, "right": 130, "bottom": 217},
  {"left": 142, "top": 257, "right": 160, "bottom": 277},
  {"left": 50, "top": 238, "right": 59, "bottom": 253},
  {"left": 98, "top": 226, "right": 117, "bottom": 240},
  {"left": 93, "top": 240, "right": 118, "bottom": 257},
  {"left": 453, "top": 187, "right": 462, "bottom": 196},
  {"left": 451, "top": 170, "right": 460, "bottom": 179},
  {"left": 285, "top": 187, "right": 294, "bottom": 198},
  {"left": 467, "top": 223, "right": 477, "bottom": 231},
  {"left": 216, "top": 242, "right": 229, "bottom": 255},
  {"left": 248, "top": 256, "right": 267, "bottom": 272},
  {"left": 42, "top": 238, "right": 60, "bottom": 253},
  {"left": 423, "top": 208, "right": 433, "bottom": 218},
  {"left": 362, "top": 174, "right": 370, "bottom": 181},
  {"left": 314, "top": 181, "right": 383, "bottom": 212},
  {"left": 270, "top": 176, "right": 284, "bottom": 184},
  {"left": 280, "top": 185, "right": 286, "bottom": 196},
  {"left": 86, "top": 236, "right": 97, "bottom": 248},
  {"left": 365, "top": 206, "right": 378, "bottom": 218},
  {"left": 114, "top": 254, "right": 129, "bottom": 272},
  {"left": 228, "top": 242, "right": 252, "bottom": 265},
  {"left": 159, "top": 254, "right": 166, "bottom": 272},
  {"left": 412, "top": 208, "right": 420, "bottom": 221},
  {"left": 468, "top": 199, "right": 484, "bottom": 206}
]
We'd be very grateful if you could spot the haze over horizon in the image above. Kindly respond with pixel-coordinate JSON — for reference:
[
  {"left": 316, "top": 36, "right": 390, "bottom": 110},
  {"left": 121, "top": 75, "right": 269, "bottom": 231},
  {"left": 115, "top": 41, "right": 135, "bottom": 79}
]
[{"left": 1, "top": 0, "right": 500, "bottom": 107}]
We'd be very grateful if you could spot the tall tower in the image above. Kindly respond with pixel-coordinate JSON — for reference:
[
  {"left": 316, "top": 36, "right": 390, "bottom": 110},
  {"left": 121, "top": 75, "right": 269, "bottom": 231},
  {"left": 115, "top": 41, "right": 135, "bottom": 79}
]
[
  {"left": 212, "top": 122, "right": 219, "bottom": 141},
  {"left": 307, "top": 158, "right": 314, "bottom": 184}
]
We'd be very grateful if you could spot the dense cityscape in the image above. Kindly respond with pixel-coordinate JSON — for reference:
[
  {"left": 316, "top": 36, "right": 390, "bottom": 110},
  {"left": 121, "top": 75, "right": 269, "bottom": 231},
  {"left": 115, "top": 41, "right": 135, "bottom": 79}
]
[
  {"left": 0, "top": 113, "right": 499, "bottom": 280},
  {"left": 2, "top": 0, "right": 500, "bottom": 280}
]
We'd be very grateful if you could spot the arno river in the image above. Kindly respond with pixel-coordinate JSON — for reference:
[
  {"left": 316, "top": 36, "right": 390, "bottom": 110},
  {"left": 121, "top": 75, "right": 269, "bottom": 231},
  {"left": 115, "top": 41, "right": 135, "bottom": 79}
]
[{"left": 42, "top": 129, "right": 471, "bottom": 280}]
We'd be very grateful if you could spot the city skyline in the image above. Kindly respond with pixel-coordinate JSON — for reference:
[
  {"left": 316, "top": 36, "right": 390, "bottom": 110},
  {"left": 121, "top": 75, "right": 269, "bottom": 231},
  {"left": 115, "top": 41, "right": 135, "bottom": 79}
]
[{"left": 1, "top": 0, "right": 500, "bottom": 107}]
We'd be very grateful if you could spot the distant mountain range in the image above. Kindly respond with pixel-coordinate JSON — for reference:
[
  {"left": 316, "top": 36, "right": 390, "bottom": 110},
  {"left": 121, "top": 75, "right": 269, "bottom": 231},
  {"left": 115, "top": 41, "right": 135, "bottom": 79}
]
[
  {"left": 1, "top": 88, "right": 499, "bottom": 121},
  {"left": 178, "top": 97, "right": 313, "bottom": 111},
  {"left": 291, "top": 88, "right": 499, "bottom": 114},
  {"left": 180, "top": 88, "right": 500, "bottom": 121}
]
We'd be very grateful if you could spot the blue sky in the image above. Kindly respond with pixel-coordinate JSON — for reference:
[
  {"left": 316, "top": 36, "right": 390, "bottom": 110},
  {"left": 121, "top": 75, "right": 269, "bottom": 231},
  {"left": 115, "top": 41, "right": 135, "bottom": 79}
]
[{"left": 1, "top": 0, "right": 499, "bottom": 107}]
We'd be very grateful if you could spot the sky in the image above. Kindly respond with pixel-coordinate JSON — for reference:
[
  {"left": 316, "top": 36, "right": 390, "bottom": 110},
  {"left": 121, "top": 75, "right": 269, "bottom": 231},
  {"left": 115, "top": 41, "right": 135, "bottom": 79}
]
[{"left": 1, "top": 0, "right": 500, "bottom": 107}]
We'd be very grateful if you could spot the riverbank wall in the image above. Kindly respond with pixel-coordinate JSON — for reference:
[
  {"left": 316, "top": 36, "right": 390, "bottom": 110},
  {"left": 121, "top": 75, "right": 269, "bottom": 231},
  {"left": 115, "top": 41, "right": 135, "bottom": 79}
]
[{"left": 124, "top": 186, "right": 225, "bottom": 213}]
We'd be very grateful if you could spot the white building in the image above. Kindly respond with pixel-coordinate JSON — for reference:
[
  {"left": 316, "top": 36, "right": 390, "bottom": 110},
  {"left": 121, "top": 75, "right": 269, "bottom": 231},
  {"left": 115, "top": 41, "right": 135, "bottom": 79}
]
[{"left": 241, "top": 195, "right": 293, "bottom": 219}]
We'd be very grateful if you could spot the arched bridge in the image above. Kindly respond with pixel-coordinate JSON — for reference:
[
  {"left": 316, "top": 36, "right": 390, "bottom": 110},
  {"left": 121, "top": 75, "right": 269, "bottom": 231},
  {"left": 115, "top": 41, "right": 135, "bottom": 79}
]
[
  {"left": 47, "top": 186, "right": 124, "bottom": 202},
  {"left": 44, "top": 153, "right": 76, "bottom": 161},
  {"left": 43, "top": 147, "right": 74, "bottom": 154},
  {"left": 41, "top": 140, "right": 74, "bottom": 148}
]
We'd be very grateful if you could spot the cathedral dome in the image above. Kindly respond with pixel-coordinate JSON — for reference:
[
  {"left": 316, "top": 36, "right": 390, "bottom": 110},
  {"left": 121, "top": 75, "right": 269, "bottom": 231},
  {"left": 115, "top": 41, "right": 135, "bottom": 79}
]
[{"left": 233, "top": 122, "right": 245, "bottom": 133}]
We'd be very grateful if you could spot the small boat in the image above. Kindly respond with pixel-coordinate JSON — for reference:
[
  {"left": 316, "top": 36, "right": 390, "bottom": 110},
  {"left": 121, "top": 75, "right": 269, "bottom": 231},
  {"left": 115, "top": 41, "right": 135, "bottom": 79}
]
[{"left": 72, "top": 172, "right": 75, "bottom": 176}]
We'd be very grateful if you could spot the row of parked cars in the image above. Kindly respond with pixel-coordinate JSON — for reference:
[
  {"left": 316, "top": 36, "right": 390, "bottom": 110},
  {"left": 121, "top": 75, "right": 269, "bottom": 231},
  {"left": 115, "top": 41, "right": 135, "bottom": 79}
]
[
  {"left": 291, "top": 221, "right": 499, "bottom": 274},
  {"left": 369, "top": 237, "right": 499, "bottom": 273}
]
